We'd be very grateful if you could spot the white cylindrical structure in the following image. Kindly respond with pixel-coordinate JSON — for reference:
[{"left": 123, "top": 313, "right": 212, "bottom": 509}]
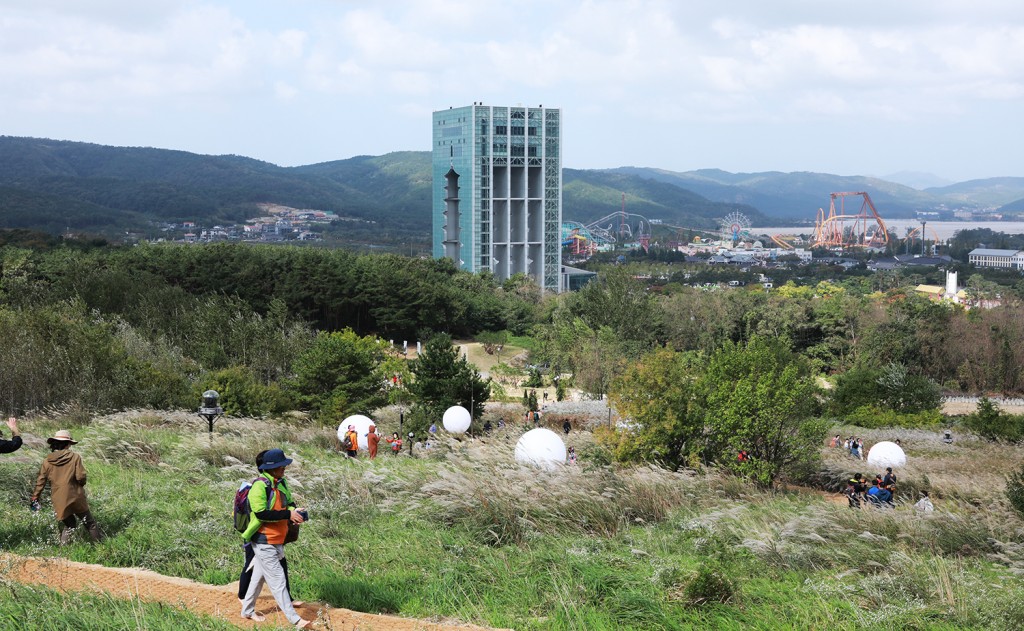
[
  {"left": 442, "top": 405, "right": 472, "bottom": 434},
  {"left": 515, "top": 428, "right": 567, "bottom": 470}
]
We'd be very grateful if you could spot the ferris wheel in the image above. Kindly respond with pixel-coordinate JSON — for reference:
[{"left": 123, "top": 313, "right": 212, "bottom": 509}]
[{"left": 719, "top": 212, "right": 752, "bottom": 248}]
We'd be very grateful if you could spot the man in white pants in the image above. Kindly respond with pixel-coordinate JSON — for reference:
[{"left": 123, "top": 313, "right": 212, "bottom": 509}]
[{"left": 239, "top": 448, "right": 311, "bottom": 628}]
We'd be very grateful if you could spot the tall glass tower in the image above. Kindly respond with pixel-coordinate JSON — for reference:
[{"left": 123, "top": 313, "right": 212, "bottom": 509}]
[{"left": 432, "top": 104, "right": 562, "bottom": 292}]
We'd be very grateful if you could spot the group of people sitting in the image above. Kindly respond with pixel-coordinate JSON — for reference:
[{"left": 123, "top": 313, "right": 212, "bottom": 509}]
[{"left": 846, "top": 467, "right": 898, "bottom": 508}]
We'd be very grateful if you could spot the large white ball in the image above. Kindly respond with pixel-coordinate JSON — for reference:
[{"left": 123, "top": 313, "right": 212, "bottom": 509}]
[
  {"left": 338, "top": 414, "right": 375, "bottom": 450},
  {"left": 515, "top": 428, "right": 567, "bottom": 470},
  {"left": 442, "top": 405, "right": 472, "bottom": 434},
  {"left": 867, "top": 441, "right": 907, "bottom": 469}
]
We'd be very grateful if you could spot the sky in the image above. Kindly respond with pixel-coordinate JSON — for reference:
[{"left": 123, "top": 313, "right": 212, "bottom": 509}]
[{"left": 1, "top": 0, "right": 1022, "bottom": 182}]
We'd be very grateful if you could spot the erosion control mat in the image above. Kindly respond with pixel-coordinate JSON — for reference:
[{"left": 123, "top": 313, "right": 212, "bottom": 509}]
[{"left": 0, "top": 554, "right": 507, "bottom": 631}]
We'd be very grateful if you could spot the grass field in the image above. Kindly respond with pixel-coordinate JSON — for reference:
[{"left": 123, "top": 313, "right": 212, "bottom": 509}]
[{"left": 2, "top": 409, "right": 1024, "bottom": 630}]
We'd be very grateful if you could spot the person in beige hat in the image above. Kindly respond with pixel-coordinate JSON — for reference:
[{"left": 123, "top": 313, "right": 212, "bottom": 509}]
[{"left": 31, "top": 430, "right": 103, "bottom": 545}]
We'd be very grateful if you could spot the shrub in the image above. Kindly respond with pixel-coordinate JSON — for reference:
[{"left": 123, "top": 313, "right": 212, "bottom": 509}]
[
  {"left": 197, "top": 367, "right": 293, "bottom": 418},
  {"left": 844, "top": 406, "right": 944, "bottom": 429},
  {"left": 684, "top": 562, "right": 737, "bottom": 606},
  {"left": 1007, "top": 461, "right": 1024, "bottom": 519},
  {"left": 963, "top": 396, "right": 1024, "bottom": 442}
]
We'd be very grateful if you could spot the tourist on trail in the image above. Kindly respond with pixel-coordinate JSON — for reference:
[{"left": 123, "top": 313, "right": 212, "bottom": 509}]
[
  {"left": 344, "top": 425, "right": 358, "bottom": 458},
  {"left": 483, "top": 419, "right": 492, "bottom": 433},
  {"left": 567, "top": 445, "right": 577, "bottom": 465},
  {"left": 428, "top": 423, "right": 437, "bottom": 437},
  {"left": 857, "top": 438, "right": 865, "bottom": 460},
  {"left": 1, "top": 417, "right": 23, "bottom": 454},
  {"left": 829, "top": 434, "right": 839, "bottom": 448},
  {"left": 849, "top": 439, "right": 861, "bottom": 460},
  {"left": 238, "top": 451, "right": 300, "bottom": 608},
  {"left": 737, "top": 450, "right": 750, "bottom": 463},
  {"left": 882, "top": 467, "right": 897, "bottom": 500},
  {"left": 31, "top": 430, "right": 103, "bottom": 545},
  {"left": 846, "top": 473, "right": 867, "bottom": 508},
  {"left": 240, "top": 448, "right": 311, "bottom": 628},
  {"left": 366, "top": 424, "right": 380, "bottom": 459},
  {"left": 386, "top": 432, "right": 402, "bottom": 455},
  {"left": 563, "top": 419, "right": 571, "bottom": 435}
]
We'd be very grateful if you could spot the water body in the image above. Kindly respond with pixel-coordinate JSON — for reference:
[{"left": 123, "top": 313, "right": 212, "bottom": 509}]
[{"left": 757, "top": 221, "right": 1024, "bottom": 241}]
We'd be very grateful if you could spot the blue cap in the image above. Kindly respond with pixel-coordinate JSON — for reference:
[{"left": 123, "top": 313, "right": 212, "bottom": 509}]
[{"left": 258, "top": 448, "right": 293, "bottom": 471}]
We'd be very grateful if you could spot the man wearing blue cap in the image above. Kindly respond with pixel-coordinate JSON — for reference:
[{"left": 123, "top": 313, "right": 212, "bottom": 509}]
[{"left": 239, "top": 448, "right": 311, "bottom": 628}]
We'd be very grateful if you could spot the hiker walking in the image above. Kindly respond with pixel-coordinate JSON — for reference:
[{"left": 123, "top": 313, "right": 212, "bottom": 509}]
[
  {"left": 1, "top": 416, "right": 23, "bottom": 454},
  {"left": 238, "top": 450, "right": 300, "bottom": 609},
  {"left": 31, "top": 430, "right": 103, "bottom": 545},
  {"left": 239, "top": 448, "right": 311, "bottom": 628},
  {"left": 344, "top": 425, "right": 358, "bottom": 458}
]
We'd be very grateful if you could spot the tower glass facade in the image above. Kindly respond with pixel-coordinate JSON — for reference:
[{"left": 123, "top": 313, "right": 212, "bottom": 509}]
[{"left": 432, "top": 104, "right": 562, "bottom": 292}]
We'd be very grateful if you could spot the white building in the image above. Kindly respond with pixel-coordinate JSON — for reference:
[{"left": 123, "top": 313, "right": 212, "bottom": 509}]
[{"left": 969, "top": 248, "right": 1024, "bottom": 269}]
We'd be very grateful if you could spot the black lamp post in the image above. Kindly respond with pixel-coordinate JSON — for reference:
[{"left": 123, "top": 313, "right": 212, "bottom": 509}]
[{"left": 199, "top": 390, "right": 223, "bottom": 435}]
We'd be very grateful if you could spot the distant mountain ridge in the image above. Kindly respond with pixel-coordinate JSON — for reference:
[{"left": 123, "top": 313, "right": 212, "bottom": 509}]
[{"left": 1, "top": 136, "right": 1021, "bottom": 241}]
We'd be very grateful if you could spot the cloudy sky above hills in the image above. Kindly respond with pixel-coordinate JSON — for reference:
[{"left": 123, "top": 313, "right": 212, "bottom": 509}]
[{"left": 1, "top": 0, "right": 1021, "bottom": 181}]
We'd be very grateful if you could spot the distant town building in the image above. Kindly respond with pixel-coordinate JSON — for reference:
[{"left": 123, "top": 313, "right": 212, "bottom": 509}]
[
  {"left": 969, "top": 248, "right": 1024, "bottom": 269},
  {"left": 432, "top": 103, "right": 562, "bottom": 292}
]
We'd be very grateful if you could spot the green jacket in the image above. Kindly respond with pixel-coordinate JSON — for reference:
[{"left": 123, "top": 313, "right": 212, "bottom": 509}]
[{"left": 241, "top": 475, "right": 295, "bottom": 543}]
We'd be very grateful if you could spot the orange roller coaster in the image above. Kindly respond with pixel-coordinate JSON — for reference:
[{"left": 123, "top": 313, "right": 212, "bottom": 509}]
[{"left": 813, "top": 192, "right": 890, "bottom": 249}]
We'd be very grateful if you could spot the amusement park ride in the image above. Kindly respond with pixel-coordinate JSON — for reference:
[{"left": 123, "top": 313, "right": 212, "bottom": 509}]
[
  {"left": 562, "top": 189, "right": 924, "bottom": 259},
  {"left": 812, "top": 191, "right": 889, "bottom": 249},
  {"left": 562, "top": 193, "right": 652, "bottom": 258}
]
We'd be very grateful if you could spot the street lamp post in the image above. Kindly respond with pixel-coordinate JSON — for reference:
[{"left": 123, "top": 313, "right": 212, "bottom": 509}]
[{"left": 198, "top": 390, "right": 223, "bottom": 435}]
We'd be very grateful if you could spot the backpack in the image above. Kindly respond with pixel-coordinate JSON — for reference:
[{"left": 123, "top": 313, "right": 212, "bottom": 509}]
[
  {"left": 233, "top": 476, "right": 274, "bottom": 533},
  {"left": 341, "top": 435, "right": 353, "bottom": 450}
]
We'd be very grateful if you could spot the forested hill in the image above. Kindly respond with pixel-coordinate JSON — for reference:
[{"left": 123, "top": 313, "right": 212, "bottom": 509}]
[
  {"left": 0, "top": 137, "right": 762, "bottom": 238},
  {"left": 2, "top": 136, "right": 1022, "bottom": 241}
]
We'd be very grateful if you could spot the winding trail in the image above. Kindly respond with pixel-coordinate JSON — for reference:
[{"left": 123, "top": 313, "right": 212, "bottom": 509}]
[{"left": 1, "top": 554, "right": 507, "bottom": 631}]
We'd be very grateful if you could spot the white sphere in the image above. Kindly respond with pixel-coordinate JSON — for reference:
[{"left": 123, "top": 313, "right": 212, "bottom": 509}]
[
  {"left": 442, "top": 405, "right": 472, "bottom": 434},
  {"left": 515, "top": 428, "right": 567, "bottom": 470},
  {"left": 866, "top": 441, "right": 907, "bottom": 469},
  {"left": 338, "top": 414, "right": 375, "bottom": 450}
]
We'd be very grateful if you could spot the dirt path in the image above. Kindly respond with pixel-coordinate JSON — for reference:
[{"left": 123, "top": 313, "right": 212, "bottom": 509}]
[{"left": 0, "top": 554, "right": 507, "bottom": 631}]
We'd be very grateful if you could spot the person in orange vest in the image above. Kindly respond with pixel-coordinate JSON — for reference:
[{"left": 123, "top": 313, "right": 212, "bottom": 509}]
[
  {"left": 239, "top": 448, "right": 311, "bottom": 628},
  {"left": 344, "top": 425, "right": 359, "bottom": 458},
  {"left": 367, "top": 425, "right": 380, "bottom": 459}
]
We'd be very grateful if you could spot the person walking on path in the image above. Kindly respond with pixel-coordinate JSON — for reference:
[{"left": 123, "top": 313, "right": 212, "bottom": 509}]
[
  {"left": 344, "top": 425, "right": 359, "bottom": 458},
  {"left": 31, "top": 430, "right": 103, "bottom": 545},
  {"left": 1, "top": 417, "right": 23, "bottom": 454},
  {"left": 238, "top": 450, "right": 300, "bottom": 608},
  {"left": 366, "top": 425, "right": 380, "bottom": 459},
  {"left": 240, "top": 448, "right": 311, "bottom": 628}
]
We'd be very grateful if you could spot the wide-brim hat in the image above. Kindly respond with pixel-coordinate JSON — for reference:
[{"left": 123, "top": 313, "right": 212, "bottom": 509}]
[
  {"left": 258, "top": 448, "right": 292, "bottom": 471},
  {"left": 47, "top": 430, "right": 78, "bottom": 445}
]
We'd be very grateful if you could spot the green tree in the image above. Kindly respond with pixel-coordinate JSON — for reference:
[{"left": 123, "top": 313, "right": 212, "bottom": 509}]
[
  {"left": 407, "top": 334, "right": 490, "bottom": 436},
  {"left": 608, "top": 348, "right": 702, "bottom": 471},
  {"left": 288, "top": 328, "right": 388, "bottom": 418},
  {"left": 698, "top": 336, "right": 825, "bottom": 486}
]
